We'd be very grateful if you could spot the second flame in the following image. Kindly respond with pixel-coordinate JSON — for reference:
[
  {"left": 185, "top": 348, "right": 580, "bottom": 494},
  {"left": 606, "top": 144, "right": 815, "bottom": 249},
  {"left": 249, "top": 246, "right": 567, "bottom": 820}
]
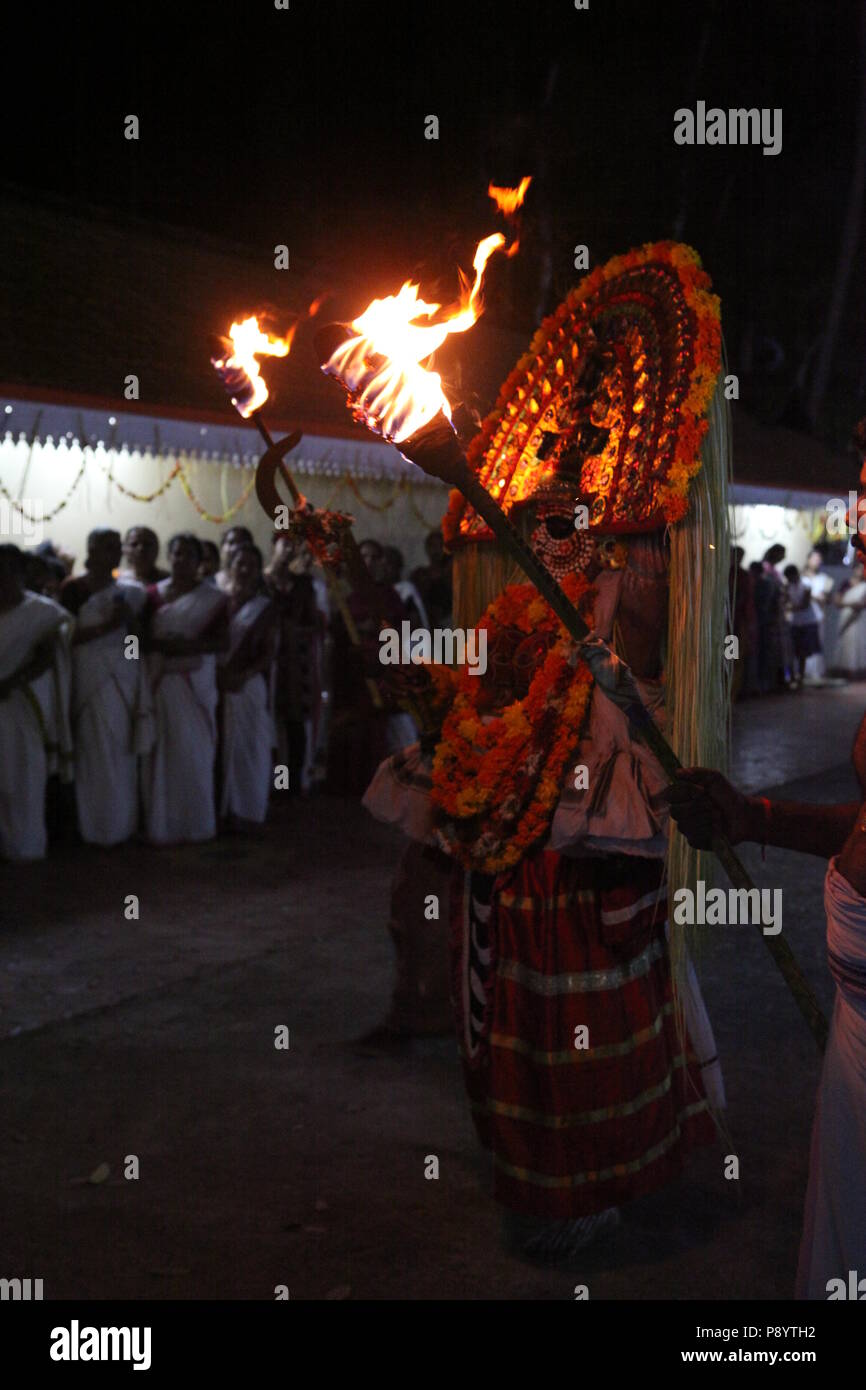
[{"left": 322, "top": 233, "right": 508, "bottom": 444}]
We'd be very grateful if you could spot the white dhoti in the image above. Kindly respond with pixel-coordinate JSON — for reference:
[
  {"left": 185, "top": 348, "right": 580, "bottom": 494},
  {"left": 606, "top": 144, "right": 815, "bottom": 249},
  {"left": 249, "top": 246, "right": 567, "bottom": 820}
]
[
  {"left": 0, "top": 685, "right": 50, "bottom": 859},
  {"left": 143, "top": 581, "right": 224, "bottom": 845},
  {"left": 219, "top": 594, "right": 275, "bottom": 824},
  {"left": 221, "top": 674, "right": 273, "bottom": 822},
  {"left": 796, "top": 858, "right": 866, "bottom": 1298},
  {"left": 145, "top": 665, "right": 218, "bottom": 843},
  {"left": 72, "top": 584, "right": 153, "bottom": 846},
  {"left": 0, "top": 593, "right": 72, "bottom": 861}
]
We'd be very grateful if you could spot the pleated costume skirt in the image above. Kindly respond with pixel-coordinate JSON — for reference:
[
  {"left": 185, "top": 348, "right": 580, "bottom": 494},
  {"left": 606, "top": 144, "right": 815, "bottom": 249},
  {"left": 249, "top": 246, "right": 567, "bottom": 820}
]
[{"left": 451, "top": 848, "right": 717, "bottom": 1218}]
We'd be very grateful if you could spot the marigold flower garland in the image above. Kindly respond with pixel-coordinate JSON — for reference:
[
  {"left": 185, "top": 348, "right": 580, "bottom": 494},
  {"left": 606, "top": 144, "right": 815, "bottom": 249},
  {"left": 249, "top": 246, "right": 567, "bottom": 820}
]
[{"left": 430, "top": 571, "right": 595, "bottom": 873}]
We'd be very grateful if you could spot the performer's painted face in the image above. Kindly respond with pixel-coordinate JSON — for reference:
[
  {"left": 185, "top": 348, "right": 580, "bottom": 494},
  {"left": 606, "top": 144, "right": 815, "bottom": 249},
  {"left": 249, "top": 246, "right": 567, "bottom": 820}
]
[
  {"left": 531, "top": 498, "right": 629, "bottom": 580},
  {"left": 531, "top": 498, "right": 595, "bottom": 579}
]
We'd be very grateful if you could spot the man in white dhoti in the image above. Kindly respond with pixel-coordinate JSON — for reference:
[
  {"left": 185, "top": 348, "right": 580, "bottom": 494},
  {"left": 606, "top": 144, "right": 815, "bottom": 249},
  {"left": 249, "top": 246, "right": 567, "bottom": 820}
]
[
  {"left": 0, "top": 545, "right": 73, "bottom": 860},
  {"left": 60, "top": 529, "right": 154, "bottom": 846},
  {"left": 142, "top": 532, "right": 228, "bottom": 845},
  {"left": 218, "top": 545, "right": 278, "bottom": 827}
]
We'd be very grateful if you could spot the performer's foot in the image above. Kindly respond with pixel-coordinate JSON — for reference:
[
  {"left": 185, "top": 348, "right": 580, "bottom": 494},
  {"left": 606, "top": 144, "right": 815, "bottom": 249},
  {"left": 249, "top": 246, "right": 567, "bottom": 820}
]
[{"left": 514, "top": 1208, "right": 622, "bottom": 1263}]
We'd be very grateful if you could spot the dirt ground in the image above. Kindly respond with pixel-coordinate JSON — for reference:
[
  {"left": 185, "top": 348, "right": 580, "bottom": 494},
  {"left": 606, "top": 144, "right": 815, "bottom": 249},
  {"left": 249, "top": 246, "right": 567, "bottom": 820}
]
[{"left": 1, "top": 685, "right": 863, "bottom": 1300}]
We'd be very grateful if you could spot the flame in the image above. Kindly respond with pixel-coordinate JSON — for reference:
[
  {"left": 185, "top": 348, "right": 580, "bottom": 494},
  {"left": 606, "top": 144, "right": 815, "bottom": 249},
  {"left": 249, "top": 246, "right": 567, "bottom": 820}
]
[
  {"left": 488, "top": 176, "right": 532, "bottom": 218},
  {"left": 212, "top": 316, "right": 292, "bottom": 417},
  {"left": 322, "top": 233, "right": 506, "bottom": 444}
]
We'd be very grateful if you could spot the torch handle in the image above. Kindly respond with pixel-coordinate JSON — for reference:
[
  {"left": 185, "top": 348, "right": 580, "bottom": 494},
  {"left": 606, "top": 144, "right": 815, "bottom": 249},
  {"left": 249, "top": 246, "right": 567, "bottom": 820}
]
[{"left": 407, "top": 432, "right": 829, "bottom": 1052}]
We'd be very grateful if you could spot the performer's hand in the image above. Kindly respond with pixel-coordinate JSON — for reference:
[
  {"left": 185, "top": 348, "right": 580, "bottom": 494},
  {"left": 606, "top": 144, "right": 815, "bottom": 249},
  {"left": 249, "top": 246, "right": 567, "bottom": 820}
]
[{"left": 655, "top": 768, "right": 752, "bottom": 849}]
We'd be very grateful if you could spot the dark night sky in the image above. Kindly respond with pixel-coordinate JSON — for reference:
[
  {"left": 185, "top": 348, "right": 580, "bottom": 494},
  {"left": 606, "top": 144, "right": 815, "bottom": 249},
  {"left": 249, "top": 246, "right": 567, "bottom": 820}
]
[{"left": 4, "top": 0, "right": 865, "bottom": 435}]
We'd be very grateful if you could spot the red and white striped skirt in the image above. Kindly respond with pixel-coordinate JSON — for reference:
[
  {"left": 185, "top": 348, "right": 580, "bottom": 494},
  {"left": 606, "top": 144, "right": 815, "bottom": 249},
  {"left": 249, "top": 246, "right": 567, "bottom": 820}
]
[{"left": 450, "top": 848, "right": 717, "bottom": 1218}]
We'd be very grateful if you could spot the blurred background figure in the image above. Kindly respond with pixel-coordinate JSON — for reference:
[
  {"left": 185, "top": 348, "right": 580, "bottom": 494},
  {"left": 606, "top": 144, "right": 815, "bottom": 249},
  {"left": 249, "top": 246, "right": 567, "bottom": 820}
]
[
  {"left": 801, "top": 546, "right": 835, "bottom": 684},
  {"left": 265, "top": 534, "right": 323, "bottom": 796},
  {"left": 326, "top": 537, "right": 407, "bottom": 796},
  {"left": 410, "top": 530, "right": 452, "bottom": 630},
  {"left": 142, "top": 532, "right": 228, "bottom": 844},
  {"left": 120, "top": 526, "right": 168, "bottom": 586},
  {"left": 22, "top": 550, "right": 52, "bottom": 596},
  {"left": 784, "top": 563, "right": 819, "bottom": 691},
  {"left": 0, "top": 544, "right": 72, "bottom": 860},
  {"left": 729, "top": 545, "right": 757, "bottom": 700},
  {"left": 198, "top": 540, "right": 220, "bottom": 583},
  {"left": 756, "top": 544, "right": 787, "bottom": 692},
  {"left": 383, "top": 545, "right": 428, "bottom": 629},
  {"left": 218, "top": 544, "right": 278, "bottom": 829},
  {"left": 60, "top": 529, "right": 153, "bottom": 846},
  {"left": 833, "top": 572, "right": 866, "bottom": 678},
  {"left": 35, "top": 539, "right": 75, "bottom": 577},
  {"left": 216, "top": 526, "right": 253, "bottom": 593}
]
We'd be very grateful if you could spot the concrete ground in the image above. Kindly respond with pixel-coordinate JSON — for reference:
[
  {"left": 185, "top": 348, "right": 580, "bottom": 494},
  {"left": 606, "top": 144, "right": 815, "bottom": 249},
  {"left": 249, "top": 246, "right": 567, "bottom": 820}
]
[{"left": 1, "top": 683, "right": 863, "bottom": 1300}]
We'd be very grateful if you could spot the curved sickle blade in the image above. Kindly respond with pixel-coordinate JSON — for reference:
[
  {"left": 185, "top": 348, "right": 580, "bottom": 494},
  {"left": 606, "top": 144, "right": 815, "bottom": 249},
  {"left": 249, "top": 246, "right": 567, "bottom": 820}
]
[{"left": 254, "top": 430, "right": 303, "bottom": 522}]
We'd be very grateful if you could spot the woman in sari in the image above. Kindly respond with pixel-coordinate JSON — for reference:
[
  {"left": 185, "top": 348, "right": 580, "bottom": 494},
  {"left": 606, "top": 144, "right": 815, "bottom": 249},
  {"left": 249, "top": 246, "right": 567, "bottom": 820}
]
[
  {"left": 218, "top": 545, "right": 278, "bottom": 827},
  {"left": 60, "top": 528, "right": 153, "bottom": 846},
  {"left": 143, "top": 532, "right": 228, "bottom": 845},
  {"left": 0, "top": 544, "right": 72, "bottom": 860}
]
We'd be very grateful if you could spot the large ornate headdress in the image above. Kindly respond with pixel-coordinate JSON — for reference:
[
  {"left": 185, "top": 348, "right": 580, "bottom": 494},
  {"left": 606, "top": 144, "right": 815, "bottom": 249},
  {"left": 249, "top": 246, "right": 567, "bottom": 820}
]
[{"left": 443, "top": 240, "right": 722, "bottom": 545}]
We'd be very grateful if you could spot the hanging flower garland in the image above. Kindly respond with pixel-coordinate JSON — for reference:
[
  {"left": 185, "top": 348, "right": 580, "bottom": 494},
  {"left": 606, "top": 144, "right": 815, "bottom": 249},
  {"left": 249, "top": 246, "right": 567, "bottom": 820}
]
[
  {"left": 176, "top": 465, "right": 258, "bottom": 524},
  {"left": 431, "top": 571, "right": 595, "bottom": 873},
  {"left": 343, "top": 473, "right": 404, "bottom": 512},
  {"left": 0, "top": 459, "right": 88, "bottom": 523},
  {"left": 1, "top": 438, "right": 447, "bottom": 530},
  {"left": 406, "top": 480, "right": 449, "bottom": 531},
  {"left": 99, "top": 456, "right": 181, "bottom": 503}
]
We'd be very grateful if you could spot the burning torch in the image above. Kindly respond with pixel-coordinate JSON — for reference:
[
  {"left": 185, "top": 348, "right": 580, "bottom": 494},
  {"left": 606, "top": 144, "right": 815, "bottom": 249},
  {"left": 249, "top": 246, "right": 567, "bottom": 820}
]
[{"left": 211, "top": 315, "right": 386, "bottom": 711}]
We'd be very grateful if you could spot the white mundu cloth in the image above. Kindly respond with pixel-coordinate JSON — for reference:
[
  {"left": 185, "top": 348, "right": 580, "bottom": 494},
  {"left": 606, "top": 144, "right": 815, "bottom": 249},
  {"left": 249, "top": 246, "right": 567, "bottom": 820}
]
[
  {"left": 71, "top": 581, "right": 154, "bottom": 846},
  {"left": 796, "top": 858, "right": 866, "bottom": 1298},
  {"left": 0, "top": 591, "right": 72, "bottom": 861},
  {"left": 219, "top": 593, "right": 274, "bottom": 824},
  {"left": 143, "top": 580, "right": 225, "bottom": 845}
]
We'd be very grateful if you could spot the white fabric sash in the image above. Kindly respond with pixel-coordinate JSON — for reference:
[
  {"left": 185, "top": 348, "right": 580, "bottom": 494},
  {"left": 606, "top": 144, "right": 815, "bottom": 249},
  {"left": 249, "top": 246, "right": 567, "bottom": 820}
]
[
  {"left": 72, "top": 582, "right": 146, "bottom": 712},
  {"left": 148, "top": 580, "right": 225, "bottom": 687},
  {"left": 0, "top": 591, "right": 66, "bottom": 680},
  {"left": 0, "top": 592, "right": 73, "bottom": 776}
]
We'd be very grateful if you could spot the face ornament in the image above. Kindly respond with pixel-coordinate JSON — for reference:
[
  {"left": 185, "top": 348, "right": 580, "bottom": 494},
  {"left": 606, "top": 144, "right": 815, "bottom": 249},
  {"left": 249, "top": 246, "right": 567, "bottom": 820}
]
[{"left": 531, "top": 499, "right": 596, "bottom": 579}]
